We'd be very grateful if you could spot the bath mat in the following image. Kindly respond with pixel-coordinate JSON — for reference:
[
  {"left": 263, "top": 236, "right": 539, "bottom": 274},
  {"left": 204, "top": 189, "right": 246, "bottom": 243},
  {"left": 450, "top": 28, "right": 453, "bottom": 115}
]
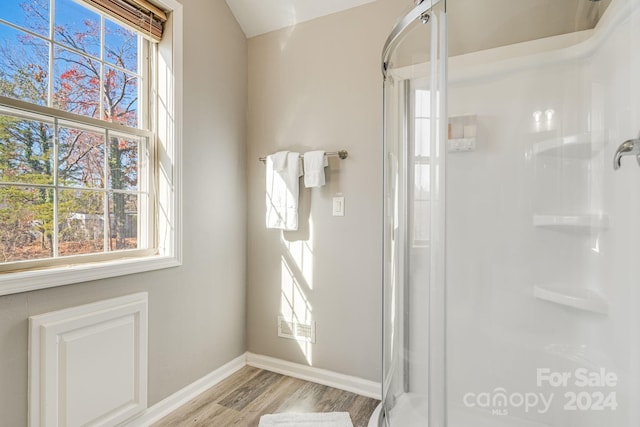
[{"left": 258, "top": 411, "right": 354, "bottom": 427}]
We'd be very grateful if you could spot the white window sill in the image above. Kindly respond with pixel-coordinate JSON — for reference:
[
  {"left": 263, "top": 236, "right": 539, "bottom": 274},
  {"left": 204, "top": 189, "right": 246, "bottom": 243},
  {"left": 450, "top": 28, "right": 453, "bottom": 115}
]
[{"left": 0, "top": 255, "right": 181, "bottom": 296}]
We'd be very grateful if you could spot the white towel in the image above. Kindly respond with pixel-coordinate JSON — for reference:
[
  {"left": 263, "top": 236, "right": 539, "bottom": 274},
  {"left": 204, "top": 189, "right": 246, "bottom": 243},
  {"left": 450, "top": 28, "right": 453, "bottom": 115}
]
[
  {"left": 303, "top": 151, "right": 328, "bottom": 188},
  {"left": 266, "top": 152, "right": 302, "bottom": 230},
  {"left": 271, "top": 150, "right": 289, "bottom": 171}
]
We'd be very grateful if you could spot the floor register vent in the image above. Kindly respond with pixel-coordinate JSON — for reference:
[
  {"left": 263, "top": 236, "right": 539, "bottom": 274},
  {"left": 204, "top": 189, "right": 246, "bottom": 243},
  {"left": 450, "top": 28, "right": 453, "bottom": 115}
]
[{"left": 278, "top": 316, "right": 316, "bottom": 343}]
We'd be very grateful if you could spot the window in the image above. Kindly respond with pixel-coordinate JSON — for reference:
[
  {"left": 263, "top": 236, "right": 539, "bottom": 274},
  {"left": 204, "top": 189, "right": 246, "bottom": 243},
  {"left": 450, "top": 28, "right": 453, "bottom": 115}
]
[
  {"left": 412, "top": 88, "right": 431, "bottom": 246},
  {"left": 0, "top": 0, "right": 182, "bottom": 294}
]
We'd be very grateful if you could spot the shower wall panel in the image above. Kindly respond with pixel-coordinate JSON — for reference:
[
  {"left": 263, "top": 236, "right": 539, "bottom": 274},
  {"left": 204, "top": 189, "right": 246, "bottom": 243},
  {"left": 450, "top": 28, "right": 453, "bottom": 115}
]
[{"left": 446, "top": 1, "right": 639, "bottom": 425}]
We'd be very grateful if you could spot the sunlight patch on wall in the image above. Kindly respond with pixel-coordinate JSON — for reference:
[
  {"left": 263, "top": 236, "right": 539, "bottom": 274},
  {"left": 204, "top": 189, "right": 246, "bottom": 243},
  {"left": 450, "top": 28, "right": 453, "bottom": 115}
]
[
  {"left": 280, "top": 217, "right": 314, "bottom": 289},
  {"left": 280, "top": 254, "right": 313, "bottom": 365}
]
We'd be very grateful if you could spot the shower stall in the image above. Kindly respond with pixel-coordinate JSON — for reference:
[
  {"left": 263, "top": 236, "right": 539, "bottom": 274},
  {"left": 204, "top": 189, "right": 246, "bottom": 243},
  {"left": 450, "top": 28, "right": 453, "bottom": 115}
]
[{"left": 375, "top": 0, "right": 640, "bottom": 425}]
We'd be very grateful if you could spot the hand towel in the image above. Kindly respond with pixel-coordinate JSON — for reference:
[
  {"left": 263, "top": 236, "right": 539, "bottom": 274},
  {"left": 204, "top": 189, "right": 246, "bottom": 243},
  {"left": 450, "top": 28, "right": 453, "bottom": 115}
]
[
  {"left": 266, "top": 152, "right": 302, "bottom": 230},
  {"left": 303, "top": 151, "right": 328, "bottom": 188},
  {"left": 271, "top": 150, "right": 289, "bottom": 171}
]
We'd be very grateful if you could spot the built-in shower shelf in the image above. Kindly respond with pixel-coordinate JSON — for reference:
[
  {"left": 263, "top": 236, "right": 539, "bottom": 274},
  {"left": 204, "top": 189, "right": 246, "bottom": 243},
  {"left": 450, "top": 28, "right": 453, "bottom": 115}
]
[
  {"left": 448, "top": 137, "right": 476, "bottom": 152},
  {"left": 534, "top": 286, "right": 609, "bottom": 315},
  {"left": 533, "top": 214, "right": 609, "bottom": 230},
  {"left": 533, "top": 133, "right": 603, "bottom": 158}
]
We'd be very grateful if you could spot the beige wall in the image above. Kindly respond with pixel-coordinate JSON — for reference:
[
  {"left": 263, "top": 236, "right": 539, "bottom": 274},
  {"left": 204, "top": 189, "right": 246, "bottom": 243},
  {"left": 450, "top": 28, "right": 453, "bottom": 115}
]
[
  {"left": 246, "top": 0, "right": 405, "bottom": 382},
  {"left": 0, "top": 1, "right": 248, "bottom": 425}
]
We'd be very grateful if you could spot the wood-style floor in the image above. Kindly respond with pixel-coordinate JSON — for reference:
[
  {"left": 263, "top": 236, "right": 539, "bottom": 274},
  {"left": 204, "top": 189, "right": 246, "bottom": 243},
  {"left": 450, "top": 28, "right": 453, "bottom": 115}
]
[{"left": 152, "top": 366, "right": 379, "bottom": 427}]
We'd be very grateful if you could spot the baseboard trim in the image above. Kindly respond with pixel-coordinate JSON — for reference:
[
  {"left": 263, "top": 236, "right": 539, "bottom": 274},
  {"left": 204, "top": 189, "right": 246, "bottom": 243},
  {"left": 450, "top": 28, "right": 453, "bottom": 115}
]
[
  {"left": 246, "top": 352, "right": 381, "bottom": 400},
  {"left": 127, "top": 353, "right": 246, "bottom": 426},
  {"left": 127, "top": 352, "right": 381, "bottom": 426}
]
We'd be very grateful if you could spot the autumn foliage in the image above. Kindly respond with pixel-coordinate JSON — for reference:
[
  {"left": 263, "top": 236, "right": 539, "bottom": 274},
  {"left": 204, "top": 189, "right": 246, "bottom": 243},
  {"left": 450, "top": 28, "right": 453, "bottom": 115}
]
[{"left": 0, "top": 0, "right": 143, "bottom": 263}]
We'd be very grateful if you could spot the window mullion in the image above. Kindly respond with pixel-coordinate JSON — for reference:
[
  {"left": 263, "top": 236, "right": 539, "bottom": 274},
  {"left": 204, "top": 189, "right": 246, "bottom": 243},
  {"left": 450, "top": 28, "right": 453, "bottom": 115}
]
[
  {"left": 52, "top": 117, "right": 59, "bottom": 257},
  {"left": 100, "top": 15, "right": 105, "bottom": 121},
  {"left": 104, "top": 129, "right": 110, "bottom": 252},
  {"left": 48, "top": 0, "right": 55, "bottom": 107}
]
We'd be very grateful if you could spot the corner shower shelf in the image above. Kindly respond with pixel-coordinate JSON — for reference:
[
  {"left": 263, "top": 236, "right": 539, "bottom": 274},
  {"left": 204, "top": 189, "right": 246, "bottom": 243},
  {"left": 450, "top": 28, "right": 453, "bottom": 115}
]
[
  {"left": 447, "top": 137, "right": 476, "bottom": 152},
  {"left": 534, "top": 285, "right": 609, "bottom": 315},
  {"left": 533, "top": 132, "right": 602, "bottom": 159},
  {"left": 533, "top": 214, "right": 609, "bottom": 231}
]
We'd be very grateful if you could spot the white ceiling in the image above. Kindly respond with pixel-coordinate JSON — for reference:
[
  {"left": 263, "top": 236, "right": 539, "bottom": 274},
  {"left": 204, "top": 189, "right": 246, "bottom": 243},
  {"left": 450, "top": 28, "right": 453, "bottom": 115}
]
[{"left": 225, "top": 0, "right": 377, "bottom": 38}]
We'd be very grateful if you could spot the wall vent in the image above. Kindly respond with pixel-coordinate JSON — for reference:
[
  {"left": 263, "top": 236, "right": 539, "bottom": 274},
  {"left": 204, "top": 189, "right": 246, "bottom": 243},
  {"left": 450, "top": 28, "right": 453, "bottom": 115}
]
[{"left": 278, "top": 316, "right": 316, "bottom": 343}]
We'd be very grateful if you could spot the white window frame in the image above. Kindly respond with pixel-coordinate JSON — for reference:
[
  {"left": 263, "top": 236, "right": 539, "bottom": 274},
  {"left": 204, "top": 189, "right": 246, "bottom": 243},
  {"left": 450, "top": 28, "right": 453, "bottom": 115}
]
[{"left": 0, "top": 0, "right": 182, "bottom": 296}]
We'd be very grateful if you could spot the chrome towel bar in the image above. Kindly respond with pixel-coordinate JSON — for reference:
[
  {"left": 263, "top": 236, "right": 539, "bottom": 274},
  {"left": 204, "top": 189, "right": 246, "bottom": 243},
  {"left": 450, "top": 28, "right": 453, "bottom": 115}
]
[{"left": 259, "top": 150, "right": 348, "bottom": 163}]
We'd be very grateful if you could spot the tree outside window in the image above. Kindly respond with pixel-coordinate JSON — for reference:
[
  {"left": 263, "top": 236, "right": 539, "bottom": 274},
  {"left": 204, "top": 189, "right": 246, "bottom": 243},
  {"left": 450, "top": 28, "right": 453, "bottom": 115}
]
[{"left": 0, "top": 0, "right": 150, "bottom": 264}]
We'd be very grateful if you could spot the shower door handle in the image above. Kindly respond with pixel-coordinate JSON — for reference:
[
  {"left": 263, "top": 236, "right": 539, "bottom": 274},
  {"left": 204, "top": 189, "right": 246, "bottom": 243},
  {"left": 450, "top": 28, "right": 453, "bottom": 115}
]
[{"left": 613, "top": 131, "right": 640, "bottom": 170}]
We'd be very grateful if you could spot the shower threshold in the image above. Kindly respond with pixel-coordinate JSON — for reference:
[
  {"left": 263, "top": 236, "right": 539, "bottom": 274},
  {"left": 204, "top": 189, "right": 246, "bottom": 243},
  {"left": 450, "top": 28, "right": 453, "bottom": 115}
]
[{"left": 368, "top": 393, "right": 427, "bottom": 427}]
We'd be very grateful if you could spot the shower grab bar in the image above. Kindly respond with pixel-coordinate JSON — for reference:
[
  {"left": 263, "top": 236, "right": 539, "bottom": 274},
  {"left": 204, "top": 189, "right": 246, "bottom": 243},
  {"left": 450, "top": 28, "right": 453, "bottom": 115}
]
[
  {"left": 613, "top": 131, "right": 640, "bottom": 170},
  {"left": 381, "top": 0, "right": 443, "bottom": 78},
  {"left": 258, "top": 150, "right": 348, "bottom": 163}
]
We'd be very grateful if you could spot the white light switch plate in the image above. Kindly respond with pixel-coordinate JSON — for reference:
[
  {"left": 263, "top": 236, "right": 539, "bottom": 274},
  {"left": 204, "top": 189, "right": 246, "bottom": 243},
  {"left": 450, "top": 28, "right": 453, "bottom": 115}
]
[{"left": 332, "top": 196, "right": 345, "bottom": 216}]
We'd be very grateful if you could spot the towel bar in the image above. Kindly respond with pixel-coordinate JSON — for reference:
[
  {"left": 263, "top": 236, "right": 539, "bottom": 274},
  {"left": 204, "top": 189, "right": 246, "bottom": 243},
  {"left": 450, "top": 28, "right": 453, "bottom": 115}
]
[{"left": 259, "top": 150, "right": 348, "bottom": 163}]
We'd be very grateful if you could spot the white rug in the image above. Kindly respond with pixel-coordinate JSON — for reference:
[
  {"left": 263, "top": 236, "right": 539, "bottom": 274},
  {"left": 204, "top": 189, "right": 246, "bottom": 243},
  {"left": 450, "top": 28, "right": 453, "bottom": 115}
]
[{"left": 258, "top": 412, "right": 354, "bottom": 427}]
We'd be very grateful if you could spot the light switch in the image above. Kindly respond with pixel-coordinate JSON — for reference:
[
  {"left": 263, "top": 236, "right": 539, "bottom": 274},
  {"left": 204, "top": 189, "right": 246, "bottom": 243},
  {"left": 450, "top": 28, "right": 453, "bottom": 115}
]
[{"left": 332, "top": 196, "right": 345, "bottom": 217}]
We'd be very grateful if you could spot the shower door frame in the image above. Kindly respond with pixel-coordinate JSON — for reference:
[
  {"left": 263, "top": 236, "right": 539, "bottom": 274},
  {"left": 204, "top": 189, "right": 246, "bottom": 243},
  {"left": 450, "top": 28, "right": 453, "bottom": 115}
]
[{"left": 381, "top": 1, "right": 448, "bottom": 425}]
